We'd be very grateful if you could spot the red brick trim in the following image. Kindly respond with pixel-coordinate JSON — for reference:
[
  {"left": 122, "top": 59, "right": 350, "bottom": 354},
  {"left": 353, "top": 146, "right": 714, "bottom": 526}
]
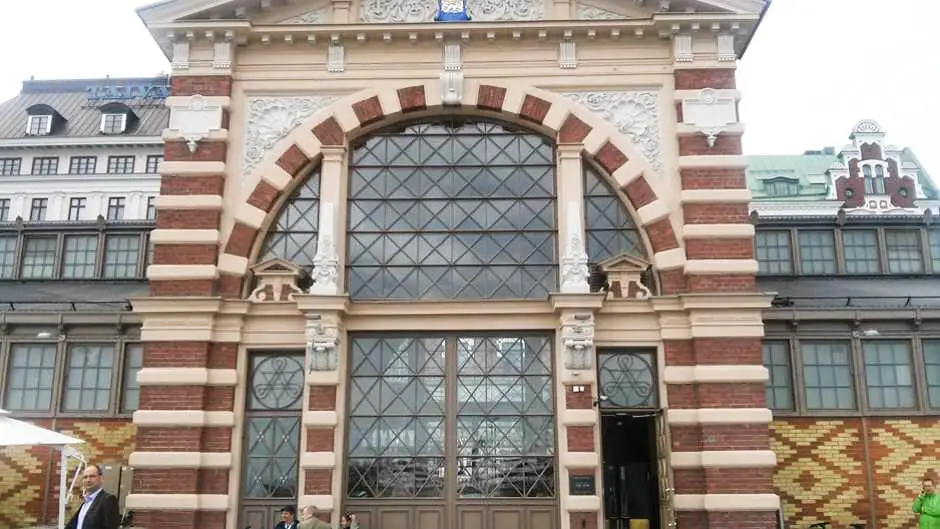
[
  {"left": 674, "top": 467, "right": 773, "bottom": 495},
  {"left": 681, "top": 168, "right": 747, "bottom": 190},
  {"left": 476, "top": 85, "right": 507, "bottom": 111},
  {"left": 135, "top": 427, "right": 232, "bottom": 452},
  {"left": 156, "top": 209, "right": 220, "bottom": 230},
  {"left": 678, "top": 133, "right": 743, "bottom": 156},
  {"left": 647, "top": 218, "right": 680, "bottom": 253},
  {"left": 160, "top": 175, "right": 224, "bottom": 196},
  {"left": 670, "top": 424, "right": 770, "bottom": 452},
  {"left": 570, "top": 513, "right": 598, "bottom": 529},
  {"left": 131, "top": 469, "right": 230, "bottom": 494},
  {"left": 566, "top": 426, "right": 595, "bottom": 452},
  {"left": 519, "top": 95, "right": 551, "bottom": 123},
  {"left": 687, "top": 274, "right": 756, "bottom": 293},
  {"left": 667, "top": 382, "right": 766, "bottom": 409},
  {"left": 623, "top": 176, "right": 657, "bottom": 210},
  {"left": 685, "top": 238, "right": 754, "bottom": 260},
  {"left": 152, "top": 244, "right": 218, "bottom": 266},
  {"left": 665, "top": 338, "right": 762, "bottom": 366},
  {"left": 276, "top": 144, "right": 311, "bottom": 176},
  {"left": 683, "top": 203, "right": 749, "bottom": 224},
  {"left": 139, "top": 385, "right": 235, "bottom": 411},
  {"left": 217, "top": 274, "right": 244, "bottom": 299},
  {"left": 170, "top": 76, "right": 232, "bottom": 97},
  {"left": 305, "top": 469, "right": 333, "bottom": 494},
  {"left": 306, "top": 427, "right": 335, "bottom": 452},
  {"left": 397, "top": 86, "right": 427, "bottom": 112},
  {"left": 223, "top": 223, "right": 257, "bottom": 258},
  {"left": 352, "top": 95, "right": 384, "bottom": 126},
  {"left": 675, "top": 69, "right": 736, "bottom": 90},
  {"left": 150, "top": 279, "right": 215, "bottom": 297},
  {"left": 309, "top": 386, "right": 337, "bottom": 411},
  {"left": 564, "top": 385, "right": 593, "bottom": 409},
  {"left": 558, "top": 114, "right": 592, "bottom": 143},
  {"left": 164, "top": 141, "right": 228, "bottom": 162},
  {"left": 595, "top": 141, "right": 629, "bottom": 173},
  {"left": 247, "top": 181, "right": 280, "bottom": 212}
]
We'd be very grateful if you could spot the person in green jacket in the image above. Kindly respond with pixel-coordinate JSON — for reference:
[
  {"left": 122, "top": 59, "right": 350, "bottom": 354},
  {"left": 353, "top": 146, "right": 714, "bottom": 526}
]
[
  {"left": 297, "top": 506, "right": 331, "bottom": 529},
  {"left": 914, "top": 477, "right": 940, "bottom": 529}
]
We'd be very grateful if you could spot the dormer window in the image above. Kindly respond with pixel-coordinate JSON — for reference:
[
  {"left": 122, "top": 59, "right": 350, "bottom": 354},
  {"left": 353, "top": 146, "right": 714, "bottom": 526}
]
[
  {"left": 26, "top": 114, "right": 52, "bottom": 136},
  {"left": 764, "top": 177, "right": 800, "bottom": 197},
  {"left": 97, "top": 103, "right": 137, "bottom": 135},
  {"left": 101, "top": 113, "right": 127, "bottom": 134},
  {"left": 863, "top": 163, "right": 886, "bottom": 194}
]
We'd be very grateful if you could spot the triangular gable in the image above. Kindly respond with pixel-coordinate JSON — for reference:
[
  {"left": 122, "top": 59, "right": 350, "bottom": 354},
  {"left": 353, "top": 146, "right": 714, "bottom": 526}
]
[
  {"left": 575, "top": 1, "right": 657, "bottom": 19},
  {"left": 598, "top": 253, "right": 650, "bottom": 273},
  {"left": 250, "top": 257, "right": 304, "bottom": 276}
]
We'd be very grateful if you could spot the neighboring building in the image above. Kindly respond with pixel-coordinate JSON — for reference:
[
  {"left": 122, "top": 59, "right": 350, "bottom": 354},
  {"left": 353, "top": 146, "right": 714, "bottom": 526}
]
[
  {"left": 0, "top": 77, "right": 167, "bottom": 526},
  {"left": 751, "top": 121, "right": 940, "bottom": 528}
]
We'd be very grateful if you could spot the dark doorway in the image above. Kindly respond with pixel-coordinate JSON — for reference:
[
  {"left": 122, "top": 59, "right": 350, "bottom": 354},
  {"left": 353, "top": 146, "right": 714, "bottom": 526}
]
[{"left": 600, "top": 414, "right": 660, "bottom": 529}]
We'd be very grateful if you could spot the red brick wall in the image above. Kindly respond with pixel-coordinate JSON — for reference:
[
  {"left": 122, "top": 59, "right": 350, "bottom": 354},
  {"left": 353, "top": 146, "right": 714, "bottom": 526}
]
[
  {"left": 0, "top": 419, "right": 136, "bottom": 527},
  {"left": 771, "top": 417, "right": 940, "bottom": 529}
]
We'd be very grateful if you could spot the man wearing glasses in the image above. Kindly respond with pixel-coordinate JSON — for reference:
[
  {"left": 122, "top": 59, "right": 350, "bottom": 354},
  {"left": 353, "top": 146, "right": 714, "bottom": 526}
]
[{"left": 66, "top": 464, "right": 120, "bottom": 529}]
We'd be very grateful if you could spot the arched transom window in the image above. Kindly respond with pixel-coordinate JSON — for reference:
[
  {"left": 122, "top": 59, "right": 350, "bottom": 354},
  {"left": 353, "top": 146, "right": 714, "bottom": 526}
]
[{"left": 345, "top": 120, "right": 558, "bottom": 301}]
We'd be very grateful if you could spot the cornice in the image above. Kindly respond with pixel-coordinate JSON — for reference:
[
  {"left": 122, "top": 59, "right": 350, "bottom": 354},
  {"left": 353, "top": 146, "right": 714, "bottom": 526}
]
[{"left": 0, "top": 135, "right": 164, "bottom": 150}]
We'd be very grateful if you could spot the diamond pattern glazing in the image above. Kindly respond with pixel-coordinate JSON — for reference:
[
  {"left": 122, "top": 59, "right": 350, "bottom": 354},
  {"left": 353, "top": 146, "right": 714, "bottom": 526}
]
[
  {"left": 598, "top": 350, "right": 658, "bottom": 408},
  {"left": 346, "top": 334, "right": 555, "bottom": 499},
  {"left": 583, "top": 167, "right": 645, "bottom": 262},
  {"left": 260, "top": 170, "right": 321, "bottom": 270},
  {"left": 346, "top": 121, "right": 558, "bottom": 300}
]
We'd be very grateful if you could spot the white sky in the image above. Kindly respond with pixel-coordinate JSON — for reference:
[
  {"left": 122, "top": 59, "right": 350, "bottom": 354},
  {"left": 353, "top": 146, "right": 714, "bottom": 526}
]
[{"left": 0, "top": 0, "right": 935, "bottom": 175}]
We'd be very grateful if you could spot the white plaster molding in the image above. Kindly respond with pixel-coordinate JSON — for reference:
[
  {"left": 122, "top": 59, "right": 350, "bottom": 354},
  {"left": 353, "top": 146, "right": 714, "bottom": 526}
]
[
  {"left": 561, "top": 312, "right": 596, "bottom": 370},
  {"left": 300, "top": 451, "right": 337, "bottom": 468},
  {"left": 280, "top": 6, "right": 330, "bottom": 23},
  {"left": 129, "top": 452, "right": 232, "bottom": 469},
  {"left": 132, "top": 410, "right": 235, "bottom": 427},
  {"left": 674, "top": 493, "right": 781, "bottom": 512},
  {"left": 167, "top": 95, "right": 225, "bottom": 153},
  {"left": 559, "top": 38, "right": 577, "bottom": 69},
  {"left": 170, "top": 32, "right": 194, "bottom": 71},
  {"left": 136, "top": 367, "right": 237, "bottom": 386},
  {"left": 440, "top": 41, "right": 464, "bottom": 106},
  {"left": 561, "top": 90, "right": 663, "bottom": 175},
  {"left": 667, "top": 408, "right": 772, "bottom": 425},
  {"left": 309, "top": 202, "right": 339, "bottom": 294},
  {"left": 125, "top": 494, "right": 228, "bottom": 511},
  {"left": 576, "top": 2, "right": 626, "bottom": 20},
  {"left": 306, "top": 312, "right": 342, "bottom": 371},
  {"left": 359, "top": 0, "right": 544, "bottom": 22},
  {"left": 328, "top": 40, "right": 345, "bottom": 72},
  {"left": 210, "top": 30, "right": 235, "bottom": 69},
  {"left": 673, "top": 33, "right": 693, "bottom": 62},
  {"left": 663, "top": 365, "right": 768, "bottom": 384},
  {"left": 716, "top": 32, "right": 737, "bottom": 62},
  {"left": 560, "top": 202, "right": 590, "bottom": 294},
  {"left": 243, "top": 95, "right": 340, "bottom": 176},
  {"left": 303, "top": 410, "right": 339, "bottom": 426},
  {"left": 680, "top": 88, "right": 738, "bottom": 148},
  {"left": 671, "top": 450, "right": 777, "bottom": 469}
]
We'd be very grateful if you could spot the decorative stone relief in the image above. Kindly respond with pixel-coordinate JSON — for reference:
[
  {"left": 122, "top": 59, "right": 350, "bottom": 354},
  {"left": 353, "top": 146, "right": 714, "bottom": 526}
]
[
  {"left": 441, "top": 42, "right": 464, "bottom": 105},
  {"left": 211, "top": 31, "right": 234, "bottom": 69},
  {"left": 599, "top": 254, "right": 652, "bottom": 300},
  {"left": 243, "top": 95, "right": 340, "bottom": 175},
  {"left": 328, "top": 40, "right": 345, "bottom": 72},
  {"left": 559, "top": 38, "right": 577, "bottom": 69},
  {"left": 170, "top": 33, "right": 193, "bottom": 71},
  {"left": 309, "top": 203, "right": 340, "bottom": 295},
  {"left": 673, "top": 33, "right": 693, "bottom": 62},
  {"left": 359, "top": 0, "right": 543, "bottom": 22},
  {"left": 560, "top": 202, "right": 590, "bottom": 294},
  {"left": 680, "top": 88, "right": 738, "bottom": 148},
  {"left": 717, "top": 33, "right": 736, "bottom": 62},
  {"left": 280, "top": 6, "right": 330, "bottom": 24},
  {"left": 561, "top": 312, "right": 596, "bottom": 370},
  {"left": 167, "top": 95, "right": 224, "bottom": 153},
  {"left": 576, "top": 2, "right": 626, "bottom": 20},
  {"left": 562, "top": 91, "right": 663, "bottom": 175},
  {"left": 306, "top": 313, "right": 342, "bottom": 371},
  {"left": 249, "top": 258, "right": 305, "bottom": 303}
]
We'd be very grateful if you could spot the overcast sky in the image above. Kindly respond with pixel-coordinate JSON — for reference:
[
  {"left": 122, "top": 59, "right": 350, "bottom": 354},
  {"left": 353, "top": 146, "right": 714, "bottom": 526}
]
[{"left": 0, "top": 0, "right": 935, "bottom": 176}]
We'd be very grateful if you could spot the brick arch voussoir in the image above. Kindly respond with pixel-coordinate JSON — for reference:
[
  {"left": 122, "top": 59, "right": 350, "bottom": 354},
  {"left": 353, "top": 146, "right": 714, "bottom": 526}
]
[{"left": 220, "top": 82, "right": 683, "bottom": 298}]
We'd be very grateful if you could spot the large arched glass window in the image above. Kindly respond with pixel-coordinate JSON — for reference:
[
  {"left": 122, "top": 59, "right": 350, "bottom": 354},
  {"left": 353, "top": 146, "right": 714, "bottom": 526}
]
[
  {"left": 346, "top": 120, "right": 557, "bottom": 300},
  {"left": 583, "top": 166, "right": 645, "bottom": 263},
  {"left": 259, "top": 170, "right": 321, "bottom": 269}
]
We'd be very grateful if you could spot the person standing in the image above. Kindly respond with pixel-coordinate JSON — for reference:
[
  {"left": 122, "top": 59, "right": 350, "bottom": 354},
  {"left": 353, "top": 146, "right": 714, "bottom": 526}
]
[
  {"left": 297, "top": 506, "right": 331, "bottom": 529},
  {"left": 275, "top": 506, "right": 300, "bottom": 529},
  {"left": 914, "top": 477, "right": 940, "bottom": 529},
  {"left": 65, "top": 464, "right": 120, "bottom": 529}
]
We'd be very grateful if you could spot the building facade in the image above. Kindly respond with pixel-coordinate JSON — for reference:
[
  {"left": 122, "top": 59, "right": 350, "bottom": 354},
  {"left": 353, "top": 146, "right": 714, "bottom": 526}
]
[
  {"left": 0, "top": 77, "right": 167, "bottom": 527},
  {"left": 751, "top": 121, "right": 940, "bottom": 529}
]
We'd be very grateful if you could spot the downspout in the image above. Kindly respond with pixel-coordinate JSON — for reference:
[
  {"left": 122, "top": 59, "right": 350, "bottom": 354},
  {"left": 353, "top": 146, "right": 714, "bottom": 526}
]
[{"left": 860, "top": 417, "right": 878, "bottom": 529}]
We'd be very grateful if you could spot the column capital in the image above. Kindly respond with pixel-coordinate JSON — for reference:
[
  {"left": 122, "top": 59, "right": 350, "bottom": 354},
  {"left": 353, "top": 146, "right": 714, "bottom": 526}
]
[
  {"left": 320, "top": 145, "right": 347, "bottom": 162},
  {"left": 557, "top": 143, "right": 584, "bottom": 159}
]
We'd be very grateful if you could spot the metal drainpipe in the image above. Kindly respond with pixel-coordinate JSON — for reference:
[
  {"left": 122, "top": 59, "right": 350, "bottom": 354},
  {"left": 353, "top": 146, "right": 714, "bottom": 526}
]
[{"left": 860, "top": 417, "right": 879, "bottom": 529}]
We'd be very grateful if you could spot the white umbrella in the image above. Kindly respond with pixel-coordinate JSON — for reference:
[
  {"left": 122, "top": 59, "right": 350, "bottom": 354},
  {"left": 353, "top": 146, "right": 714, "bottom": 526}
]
[{"left": 0, "top": 409, "right": 86, "bottom": 529}]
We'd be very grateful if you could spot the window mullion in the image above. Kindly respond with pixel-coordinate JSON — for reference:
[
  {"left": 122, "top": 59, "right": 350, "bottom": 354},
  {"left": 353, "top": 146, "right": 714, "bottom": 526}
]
[
  {"left": 912, "top": 335, "right": 929, "bottom": 412},
  {"left": 852, "top": 335, "right": 868, "bottom": 413}
]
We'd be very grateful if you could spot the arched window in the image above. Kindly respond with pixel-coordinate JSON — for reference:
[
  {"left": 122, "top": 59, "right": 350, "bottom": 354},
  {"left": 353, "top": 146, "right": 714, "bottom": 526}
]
[
  {"left": 345, "top": 120, "right": 558, "bottom": 300},
  {"left": 259, "top": 170, "right": 321, "bottom": 269},
  {"left": 583, "top": 166, "right": 645, "bottom": 262}
]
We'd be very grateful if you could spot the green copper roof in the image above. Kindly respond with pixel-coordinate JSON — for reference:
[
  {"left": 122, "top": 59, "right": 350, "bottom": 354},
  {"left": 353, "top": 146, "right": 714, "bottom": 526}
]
[{"left": 746, "top": 153, "right": 836, "bottom": 200}]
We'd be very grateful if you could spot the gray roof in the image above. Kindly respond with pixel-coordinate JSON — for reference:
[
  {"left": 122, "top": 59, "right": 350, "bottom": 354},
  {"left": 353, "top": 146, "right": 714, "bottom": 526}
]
[
  {"left": 0, "top": 77, "right": 170, "bottom": 140},
  {"left": 759, "top": 277, "right": 940, "bottom": 309},
  {"left": 0, "top": 281, "right": 147, "bottom": 312}
]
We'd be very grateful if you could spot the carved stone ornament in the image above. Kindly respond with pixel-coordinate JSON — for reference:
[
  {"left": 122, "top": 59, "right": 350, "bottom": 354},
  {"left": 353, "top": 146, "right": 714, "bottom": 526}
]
[
  {"left": 441, "top": 42, "right": 464, "bottom": 105},
  {"left": 279, "top": 6, "right": 330, "bottom": 23},
  {"left": 306, "top": 313, "right": 341, "bottom": 371},
  {"left": 359, "top": 0, "right": 544, "bottom": 23},
  {"left": 309, "top": 202, "right": 340, "bottom": 295},
  {"left": 249, "top": 258, "right": 306, "bottom": 302},
  {"left": 561, "top": 91, "right": 663, "bottom": 175},
  {"left": 243, "top": 95, "right": 340, "bottom": 175},
  {"left": 598, "top": 253, "right": 652, "bottom": 300},
  {"left": 576, "top": 2, "right": 626, "bottom": 20},
  {"left": 680, "top": 88, "right": 738, "bottom": 148},
  {"left": 561, "top": 312, "right": 596, "bottom": 370},
  {"left": 167, "top": 94, "right": 224, "bottom": 153},
  {"left": 560, "top": 202, "right": 590, "bottom": 294}
]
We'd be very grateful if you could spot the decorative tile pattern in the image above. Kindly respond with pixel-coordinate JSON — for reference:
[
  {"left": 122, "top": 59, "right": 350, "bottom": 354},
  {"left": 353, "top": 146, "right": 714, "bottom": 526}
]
[
  {"left": 0, "top": 444, "right": 45, "bottom": 528},
  {"left": 869, "top": 419, "right": 940, "bottom": 529}
]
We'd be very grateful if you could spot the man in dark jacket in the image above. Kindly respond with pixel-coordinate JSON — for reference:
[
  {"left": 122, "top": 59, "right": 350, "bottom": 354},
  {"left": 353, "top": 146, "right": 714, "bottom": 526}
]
[
  {"left": 65, "top": 464, "right": 120, "bottom": 529},
  {"left": 275, "top": 505, "right": 299, "bottom": 529}
]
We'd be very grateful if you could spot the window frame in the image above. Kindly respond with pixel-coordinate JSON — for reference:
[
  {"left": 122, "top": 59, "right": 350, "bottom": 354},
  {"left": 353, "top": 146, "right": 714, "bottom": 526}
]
[
  {"left": 0, "top": 157, "right": 22, "bottom": 176},
  {"left": 145, "top": 155, "right": 163, "bottom": 174},
  {"left": 68, "top": 198, "right": 87, "bottom": 221},
  {"left": 100, "top": 113, "right": 128, "bottom": 135},
  {"left": 26, "top": 115, "right": 52, "bottom": 136},
  {"left": 31, "top": 157, "right": 59, "bottom": 176},
  {"left": 68, "top": 156, "right": 97, "bottom": 175},
  {"left": 106, "top": 155, "right": 136, "bottom": 174},
  {"left": 0, "top": 337, "right": 144, "bottom": 418},
  {"left": 764, "top": 331, "right": 939, "bottom": 417}
]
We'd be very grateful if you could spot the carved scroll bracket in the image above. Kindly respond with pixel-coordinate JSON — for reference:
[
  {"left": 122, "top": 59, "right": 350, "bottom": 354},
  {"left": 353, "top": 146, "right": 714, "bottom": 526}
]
[
  {"left": 305, "top": 312, "right": 344, "bottom": 371},
  {"left": 561, "top": 311, "right": 596, "bottom": 370},
  {"left": 440, "top": 41, "right": 464, "bottom": 105},
  {"left": 680, "top": 88, "right": 738, "bottom": 148}
]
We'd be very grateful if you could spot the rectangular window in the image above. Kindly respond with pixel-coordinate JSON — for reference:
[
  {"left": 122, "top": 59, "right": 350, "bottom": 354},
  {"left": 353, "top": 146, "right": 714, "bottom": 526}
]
[
  {"left": 923, "top": 341, "right": 940, "bottom": 409},
  {"left": 146, "top": 196, "right": 156, "bottom": 220},
  {"left": 927, "top": 230, "right": 940, "bottom": 273},
  {"left": 801, "top": 341, "right": 855, "bottom": 410},
  {"left": 107, "top": 197, "right": 125, "bottom": 221},
  {"left": 145, "top": 155, "right": 163, "bottom": 174},
  {"left": 763, "top": 341, "right": 793, "bottom": 410},
  {"left": 62, "top": 343, "right": 115, "bottom": 412},
  {"left": 101, "top": 114, "right": 126, "bottom": 134},
  {"left": 121, "top": 343, "right": 143, "bottom": 413},
  {"left": 884, "top": 230, "right": 923, "bottom": 273},
  {"left": 32, "top": 157, "right": 58, "bottom": 175},
  {"left": 0, "top": 158, "right": 21, "bottom": 176},
  {"left": 842, "top": 230, "right": 880, "bottom": 274},
  {"left": 756, "top": 231, "right": 793, "bottom": 274},
  {"left": 21, "top": 236, "right": 57, "bottom": 278},
  {"left": 0, "top": 236, "right": 16, "bottom": 278},
  {"left": 102, "top": 235, "right": 140, "bottom": 278},
  {"left": 798, "top": 230, "right": 837, "bottom": 274},
  {"left": 4, "top": 343, "right": 57, "bottom": 411},
  {"left": 107, "top": 156, "right": 135, "bottom": 174},
  {"left": 68, "top": 198, "right": 86, "bottom": 221},
  {"left": 69, "top": 156, "right": 97, "bottom": 175},
  {"left": 62, "top": 235, "right": 98, "bottom": 279},
  {"left": 0, "top": 199, "right": 9, "bottom": 222},
  {"left": 30, "top": 198, "right": 47, "bottom": 221},
  {"left": 27, "top": 115, "right": 51, "bottom": 135},
  {"left": 862, "top": 341, "right": 915, "bottom": 409}
]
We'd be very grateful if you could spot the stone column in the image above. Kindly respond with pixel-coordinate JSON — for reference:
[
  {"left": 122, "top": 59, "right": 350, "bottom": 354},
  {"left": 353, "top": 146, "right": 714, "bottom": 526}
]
[{"left": 665, "top": 29, "right": 779, "bottom": 528}]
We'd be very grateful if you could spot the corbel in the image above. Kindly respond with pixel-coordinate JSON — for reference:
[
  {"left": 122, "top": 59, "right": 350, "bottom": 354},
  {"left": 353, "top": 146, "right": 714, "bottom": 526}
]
[
  {"left": 209, "top": 30, "right": 235, "bottom": 70},
  {"left": 327, "top": 34, "right": 345, "bottom": 73},
  {"left": 169, "top": 31, "right": 195, "bottom": 71},
  {"left": 440, "top": 39, "right": 464, "bottom": 106},
  {"left": 559, "top": 29, "right": 577, "bottom": 69}
]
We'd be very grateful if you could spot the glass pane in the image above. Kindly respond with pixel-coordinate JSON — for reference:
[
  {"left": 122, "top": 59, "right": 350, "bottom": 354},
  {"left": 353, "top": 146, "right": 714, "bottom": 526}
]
[
  {"left": 598, "top": 350, "right": 657, "bottom": 408},
  {"left": 122, "top": 343, "right": 144, "bottom": 413},
  {"left": 762, "top": 341, "right": 793, "bottom": 410},
  {"left": 0, "top": 236, "right": 16, "bottom": 279},
  {"left": 801, "top": 341, "right": 855, "bottom": 410},
  {"left": 63, "top": 235, "right": 99, "bottom": 279},
  {"left": 798, "top": 230, "right": 836, "bottom": 274},
  {"left": 63, "top": 343, "right": 115, "bottom": 411},
  {"left": 247, "top": 354, "right": 305, "bottom": 411},
  {"left": 5, "top": 344, "right": 57, "bottom": 411},
  {"left": 260, "top": 172, "right": 321, "bottom": 270},
  {"left": 346, "top": 120, "right": 557, "bottom": 300},
  {"left": 243, "top": 416, "right": 301, "bottom": 498},
  {"left": 102, "top": 235, "right": 140, "bottom": 278},
  {"left": 842, "top": 230, "right": 880, "bottom": 274},
  {"left": 583, "top": 167, "right": 645, "bottom": 262},
  {"left": 862, "top": 341, "right": 915, "bottom": 409},
  {"left": 885, "top": 230, "right": 923, "bottom": 273},
  {"left": 756, "top": 231, "right": 792, "bottom": 274},
  {"left": 21, "top": 237, "right": 57, "bottom": 279},
  {"left": 925, "top": 341, "right": 940, "bottom": 409}
]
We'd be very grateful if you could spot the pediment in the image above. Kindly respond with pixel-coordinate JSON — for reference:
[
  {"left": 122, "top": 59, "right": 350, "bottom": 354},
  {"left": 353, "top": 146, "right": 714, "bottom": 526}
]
[
  {"left": 250, "top": 257, "right": 305, "bottom": 276},
  {"left": 598, "top": 253, "right": 650, "bottom": 273}
]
